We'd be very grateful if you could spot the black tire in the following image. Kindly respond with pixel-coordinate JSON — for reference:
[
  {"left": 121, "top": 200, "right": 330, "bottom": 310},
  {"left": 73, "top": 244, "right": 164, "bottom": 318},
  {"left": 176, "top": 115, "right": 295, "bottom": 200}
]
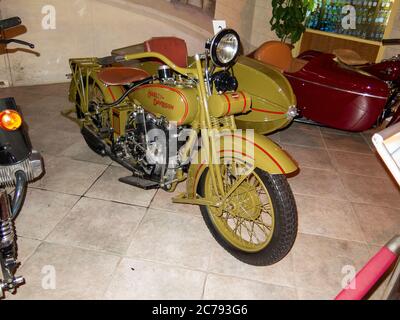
[
  {"left": 199, "top": 168, "right": 297, "bottom": 266},
  {"left": 76, "top": 84, "right": 107, "bottom": 156}
]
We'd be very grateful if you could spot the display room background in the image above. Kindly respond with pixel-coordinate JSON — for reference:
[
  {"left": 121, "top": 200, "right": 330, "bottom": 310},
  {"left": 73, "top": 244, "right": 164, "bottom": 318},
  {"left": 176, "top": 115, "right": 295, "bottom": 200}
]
[
  {"left": 2, "top": 0, "right": 399, "bottom": 87},
  {"left": 1, "top": 0, "right": 400, "bottom": 300}
]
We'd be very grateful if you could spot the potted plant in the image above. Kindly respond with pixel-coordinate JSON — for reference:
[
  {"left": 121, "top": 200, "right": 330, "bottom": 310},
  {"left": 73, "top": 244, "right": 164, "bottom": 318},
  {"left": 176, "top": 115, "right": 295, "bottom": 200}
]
[{"left": 270, "top": 0, "right": 315, "bottom": 45}]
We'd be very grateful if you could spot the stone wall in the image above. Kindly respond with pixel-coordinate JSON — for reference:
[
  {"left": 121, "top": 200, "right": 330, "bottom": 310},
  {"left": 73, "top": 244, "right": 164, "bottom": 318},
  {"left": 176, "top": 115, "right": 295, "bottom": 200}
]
[{"left": 214, "top": 0, "right": 257, "bottom": 51}]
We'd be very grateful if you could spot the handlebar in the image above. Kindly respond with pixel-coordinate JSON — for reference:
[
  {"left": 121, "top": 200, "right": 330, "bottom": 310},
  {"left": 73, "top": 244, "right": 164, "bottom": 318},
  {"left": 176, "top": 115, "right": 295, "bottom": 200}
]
[
  {"left": 0, "top": 17, "right": 21, "bottom": 31},
  {"left": 0, "top": 38, "right": 34, "bottom": 49}
]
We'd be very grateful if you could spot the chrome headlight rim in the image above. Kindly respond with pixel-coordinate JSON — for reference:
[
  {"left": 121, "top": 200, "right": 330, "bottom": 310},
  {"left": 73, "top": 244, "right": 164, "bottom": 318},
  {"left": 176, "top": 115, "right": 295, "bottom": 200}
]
[{"left": 209, "top": 29, "right": 241, "bottom": 68}]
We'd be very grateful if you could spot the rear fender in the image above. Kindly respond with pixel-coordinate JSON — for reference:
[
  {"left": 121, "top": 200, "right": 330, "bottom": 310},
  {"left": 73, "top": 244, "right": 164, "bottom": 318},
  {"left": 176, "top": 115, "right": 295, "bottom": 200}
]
[
  {"left": 68, "top": 60, "right": 125, "bottom": 114},
  {"left": 186, "top": 131, "right": 298, "bottom": 198}
]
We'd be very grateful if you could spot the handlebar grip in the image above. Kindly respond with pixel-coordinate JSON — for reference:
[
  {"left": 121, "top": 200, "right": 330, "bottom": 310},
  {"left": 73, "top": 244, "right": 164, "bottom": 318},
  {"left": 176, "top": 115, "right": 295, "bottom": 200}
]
[{"left": 0, "top": 17, "right": 22, "bottom": 31}]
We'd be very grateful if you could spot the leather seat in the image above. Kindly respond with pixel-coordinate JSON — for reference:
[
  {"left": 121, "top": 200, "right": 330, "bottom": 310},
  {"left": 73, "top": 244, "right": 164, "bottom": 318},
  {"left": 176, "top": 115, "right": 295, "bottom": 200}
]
[
  {"left": 254, "top": 41, "right": 308, "bottom": 73},
  {"left": 98, "top": 67, "right": 150, "bottom": 86},
  {"left": 144, "top": 37, "right": 188, "bottom": 68},
  {"left": 333, "top": 49, "right": 370, "bottom": 66}
]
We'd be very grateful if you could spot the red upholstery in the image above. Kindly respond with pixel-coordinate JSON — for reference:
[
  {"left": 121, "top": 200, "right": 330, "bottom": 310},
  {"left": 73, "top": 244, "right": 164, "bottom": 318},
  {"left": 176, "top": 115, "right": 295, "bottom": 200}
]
[
  {"left": 98, "top": 67, "right": 150, "bottom": 86},
  {"left": 144, "top": 37, "right": 188, "bottom": 68}
]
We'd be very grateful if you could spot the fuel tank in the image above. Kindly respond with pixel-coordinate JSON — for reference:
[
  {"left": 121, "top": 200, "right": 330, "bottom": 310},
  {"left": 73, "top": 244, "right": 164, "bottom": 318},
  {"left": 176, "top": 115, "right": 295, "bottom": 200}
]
[{"left": 129, "top": 84, "right": 199, "bottom": 125}]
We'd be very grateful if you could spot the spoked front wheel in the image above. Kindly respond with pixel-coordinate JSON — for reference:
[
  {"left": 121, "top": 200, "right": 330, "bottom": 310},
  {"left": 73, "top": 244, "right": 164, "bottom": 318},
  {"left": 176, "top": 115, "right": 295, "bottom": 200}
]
[{"left": 199, "top": 165, "right": 297, "bottom": 266}]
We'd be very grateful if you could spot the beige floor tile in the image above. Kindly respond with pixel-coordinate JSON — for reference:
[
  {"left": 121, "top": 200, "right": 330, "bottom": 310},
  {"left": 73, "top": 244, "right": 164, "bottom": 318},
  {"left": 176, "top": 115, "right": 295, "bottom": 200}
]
[
  {"left": 320, "top": 127, "right": 362, "bottom": 137},
  {"left": 47, "top": 197, "right": 146, "bottom": 254},
  {"left": 10, "top": 242, "right": 120, "bottom": 300},
  {"left": 208, "top": 244, "right": 296, "bottom": 288},
  {"left": 126, "top": 209, "right": 213, "bottom": 270},
  {"left": 29, "top": 127, "right": 84, "bottom": 157},
  {"left": 279, "top": 124, "right": 325, "bottom": 149},
  {"left": 352, "top": 203, "right": 400, "bottom": 246},
  {"left": 203, "top": 274, "right": 297, "bottom": 300},
  {"left": 282, "top": 144, "right": 335, "bottom": 171},
  {"left": 61, "top": 139, "right": 112, "bottom": 165},
  {"left": 362, "top": 128, "right": 381, "bottom": 151},
  {"left": 150, "top": 183, "right": 201, "bottom": 216},
  {"left": 296, "top": 287, "right": 334, "bottom": 300},
  {"left": 6, "top": 83, "right": 396, "bottom": 301},
  {"left": 5, "top": 92, "right": 44, "bottom": 109},
  {"left": 266, "top": 131, "right": 281, "bottom": 144},
  {"left": 329, "top": 150, "right": 388, "bottom": 178},
  {"left": 15, "top": 189, "right": 80, "bottom": 240},
  {"left": 323, "top": 133, "right": 372, "bottom": 154},
  {"left": 85, "top": 165, "right": 157, "bottom": 207},
  {"left": 290, "top": 167, "right": 347, "bottom": 200},
  {"left": 14, "top": 83, "right": 69, "bottom": 98},
  {"left": 292, "top": 233, "right": 370, "bottom": 295},
  {"left": 296, "top": 194, "right": 365, "bottom": 242},
  {"left": 104, "top": 258, "right": 206, "bottom": 300},
  {"left": 16, "top": 237, "right": 42, "bottom": 264},
  {"left": 340, "top": 174, "right": 400, "bottom": 208},
  {"left": 32, "top": 156, "right": 108, "bottom": 196},
  {"left": 25, "top": 111, "right": 78, "bottom": 133}
]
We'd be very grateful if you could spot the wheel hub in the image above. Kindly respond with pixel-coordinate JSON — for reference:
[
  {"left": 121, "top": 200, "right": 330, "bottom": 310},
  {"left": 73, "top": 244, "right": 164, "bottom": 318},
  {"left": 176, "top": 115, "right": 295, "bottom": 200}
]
[{"left": 225, "top": 183, "right": 261, "bottom": 221}]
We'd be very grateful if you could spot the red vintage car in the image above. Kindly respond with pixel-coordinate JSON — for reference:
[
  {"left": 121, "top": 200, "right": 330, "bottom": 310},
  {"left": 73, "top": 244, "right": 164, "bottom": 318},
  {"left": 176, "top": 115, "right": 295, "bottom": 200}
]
[{"left": 252, "top": 41, "right": 400, "bottom": 132}]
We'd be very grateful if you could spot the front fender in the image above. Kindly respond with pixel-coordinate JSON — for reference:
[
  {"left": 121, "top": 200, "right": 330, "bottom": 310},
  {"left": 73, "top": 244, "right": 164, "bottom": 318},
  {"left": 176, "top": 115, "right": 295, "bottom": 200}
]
[{"left": 186, "top": 131, "right": 298, "bottom": 198}]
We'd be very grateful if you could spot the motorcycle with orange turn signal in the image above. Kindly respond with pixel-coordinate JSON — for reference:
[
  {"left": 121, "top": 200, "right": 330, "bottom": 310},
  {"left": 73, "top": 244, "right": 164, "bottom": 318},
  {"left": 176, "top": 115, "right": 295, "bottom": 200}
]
[{"left": 0, "top": 17, "right": 44, "bottom": 298}]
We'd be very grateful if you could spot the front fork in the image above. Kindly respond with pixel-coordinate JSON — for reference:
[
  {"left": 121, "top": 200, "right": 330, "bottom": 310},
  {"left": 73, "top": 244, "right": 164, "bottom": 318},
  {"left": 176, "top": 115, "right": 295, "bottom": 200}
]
[{"left": 0, "top": 174, "right": 27, "bottom": 298}]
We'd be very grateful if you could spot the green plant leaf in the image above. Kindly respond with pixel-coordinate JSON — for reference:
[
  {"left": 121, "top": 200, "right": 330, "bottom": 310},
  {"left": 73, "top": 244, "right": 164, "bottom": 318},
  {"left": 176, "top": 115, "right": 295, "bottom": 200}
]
[{"left": 269, "top": 0, "right": 313, "bottom": 44}]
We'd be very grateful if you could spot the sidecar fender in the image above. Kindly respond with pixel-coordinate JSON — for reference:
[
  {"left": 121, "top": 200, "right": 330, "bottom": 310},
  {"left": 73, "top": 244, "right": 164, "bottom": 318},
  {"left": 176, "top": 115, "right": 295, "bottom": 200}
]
[
  {"left": 186, "top": 131, "right": 298, "bottom": 198},
  {"left": 232, "top": 56, "right": 297, "bottom": 134}
]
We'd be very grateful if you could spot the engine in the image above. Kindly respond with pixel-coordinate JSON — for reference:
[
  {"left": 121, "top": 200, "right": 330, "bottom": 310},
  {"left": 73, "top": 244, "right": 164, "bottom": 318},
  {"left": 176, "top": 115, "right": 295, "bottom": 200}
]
[{"left": 112, "top": 106, "right": 187, "bottom": 187}]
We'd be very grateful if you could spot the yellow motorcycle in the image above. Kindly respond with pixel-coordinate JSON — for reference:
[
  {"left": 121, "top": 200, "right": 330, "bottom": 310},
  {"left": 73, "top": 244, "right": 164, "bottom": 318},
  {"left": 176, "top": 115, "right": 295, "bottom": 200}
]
[{"left": 66, "top": 29, "right": 299, "bottom": 265}]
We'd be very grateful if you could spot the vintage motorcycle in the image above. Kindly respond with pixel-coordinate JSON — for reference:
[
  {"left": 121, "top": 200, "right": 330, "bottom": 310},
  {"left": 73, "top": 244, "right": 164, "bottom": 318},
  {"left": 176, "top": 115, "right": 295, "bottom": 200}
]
[
  {"left": 66, "top": 29, "right": 299, "bottom": 265},
  {"left": 252, "top": 40, "right": 400, "bottom": 132},
  {"left": 0, "top": 17, "right": 44, "bottom": 298}
]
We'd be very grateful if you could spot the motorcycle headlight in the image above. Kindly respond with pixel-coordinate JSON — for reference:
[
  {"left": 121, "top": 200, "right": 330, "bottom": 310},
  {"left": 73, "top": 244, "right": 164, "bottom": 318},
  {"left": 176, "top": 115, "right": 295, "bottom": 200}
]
[{"left": 209, "top": 29, "right": 241, "bottom": 68}]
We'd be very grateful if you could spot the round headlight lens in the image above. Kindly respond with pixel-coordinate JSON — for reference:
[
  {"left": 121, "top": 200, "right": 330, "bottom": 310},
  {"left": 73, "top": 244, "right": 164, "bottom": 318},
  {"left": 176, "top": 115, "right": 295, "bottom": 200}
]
[
  {"left": 216, "top": 33, "right": 239, "bottom": 65},
  {"left": 209, "top": 29, "right": 241, "bottom": 67}
]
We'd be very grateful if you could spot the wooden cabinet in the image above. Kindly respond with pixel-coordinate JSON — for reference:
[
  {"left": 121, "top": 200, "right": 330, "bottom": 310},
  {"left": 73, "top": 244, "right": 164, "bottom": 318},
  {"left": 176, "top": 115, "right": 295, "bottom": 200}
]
[{"left": 294, "top": 0, "right": 400, "bottom": 62}]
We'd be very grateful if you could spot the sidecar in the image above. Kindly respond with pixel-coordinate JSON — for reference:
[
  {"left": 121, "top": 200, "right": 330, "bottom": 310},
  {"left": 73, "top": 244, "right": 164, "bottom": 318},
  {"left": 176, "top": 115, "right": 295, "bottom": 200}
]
[
  {"left": 108, "top": 37, "right": 297, "bottom": 135},
  {"left": 253, "top": 41, "right": 391, "bottom": 132}
]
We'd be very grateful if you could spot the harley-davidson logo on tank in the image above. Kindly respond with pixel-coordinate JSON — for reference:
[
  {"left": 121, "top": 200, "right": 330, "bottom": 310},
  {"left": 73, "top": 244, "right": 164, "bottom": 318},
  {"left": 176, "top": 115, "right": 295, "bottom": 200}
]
[{"left": 130, "top": 84, "right": 199, "bottom": 125}]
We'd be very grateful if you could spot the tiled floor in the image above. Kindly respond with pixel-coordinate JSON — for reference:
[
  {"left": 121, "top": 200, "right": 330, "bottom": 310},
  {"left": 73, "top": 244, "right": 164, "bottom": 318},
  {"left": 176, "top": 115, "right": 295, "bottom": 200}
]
[{"left": 1, "top": 83, "right": 400, "bottom": 300}]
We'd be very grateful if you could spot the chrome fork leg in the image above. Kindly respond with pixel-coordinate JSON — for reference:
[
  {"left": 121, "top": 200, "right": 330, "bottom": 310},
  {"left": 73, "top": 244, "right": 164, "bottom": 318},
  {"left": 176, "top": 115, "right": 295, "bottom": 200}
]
[{"left": 0, "top": 189, "right": 24, "bottom": 298}]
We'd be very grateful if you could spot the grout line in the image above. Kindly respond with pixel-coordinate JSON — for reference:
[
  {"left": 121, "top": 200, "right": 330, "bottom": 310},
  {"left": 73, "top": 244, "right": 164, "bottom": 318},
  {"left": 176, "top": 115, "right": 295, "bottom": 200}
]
[
  {"left": 100, "top": 256, "right": 124, "bottom": 299},
  {"left": 298, "top": 230, "right": 368, "bottom": 247},
  {"left": 200, "top": 273, "right": 208, "bottom": 300},
  {"left": 15, "top": 236, "right": 44, "bottom": 267},
  {"left": 40, "top": 194, "right": 83, "bottom": 243},
  {"left": 82, "top": 163, "right": 112, "bottom": 197},
  {"left": 293, "top": 191, "right": 400, "bottom": 211},
  {"left": 120, "top": 207, "right": 151, "bottom": 257}
]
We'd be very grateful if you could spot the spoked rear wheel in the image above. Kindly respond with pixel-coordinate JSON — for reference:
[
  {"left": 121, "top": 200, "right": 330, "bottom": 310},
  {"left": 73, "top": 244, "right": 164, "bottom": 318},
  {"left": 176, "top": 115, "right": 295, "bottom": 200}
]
[{"left": 199, "top": 164, "right": 297, "bottom": 266}]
